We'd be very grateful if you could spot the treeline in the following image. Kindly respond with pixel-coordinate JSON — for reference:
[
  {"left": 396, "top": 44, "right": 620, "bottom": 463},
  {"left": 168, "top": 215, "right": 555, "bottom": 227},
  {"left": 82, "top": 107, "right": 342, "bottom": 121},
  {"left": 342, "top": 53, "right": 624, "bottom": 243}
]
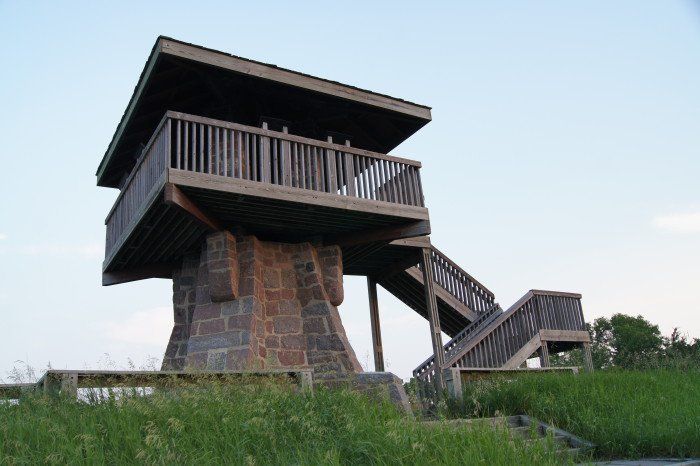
[{"left": 552, "top": 313, "right": 700, "bottom": 370}]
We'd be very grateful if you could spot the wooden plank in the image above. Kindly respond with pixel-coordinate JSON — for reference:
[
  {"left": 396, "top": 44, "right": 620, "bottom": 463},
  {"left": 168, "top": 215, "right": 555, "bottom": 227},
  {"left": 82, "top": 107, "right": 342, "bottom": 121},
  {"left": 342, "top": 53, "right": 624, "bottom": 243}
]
[
  {"left": 502, "top": 333, "right": 542, "bottom": 369},
  {"left": 168, "top": 169, "right": 430, "bottom": 221},
  {"left": 538, "top": 329, "right": 590, "bottom": 343},
  {"left": 421, "top": 247, "right": 445, "bottom": 388},
  {"left": 102, "top": 263, "right": 174, "bottom": 286},
  {"left": 164, "top": 183, "right": 223, "bottom": 231},
  {"left": 367, "top": 277, "right": 385, "bottom": 372},
  {"left": 326, "top": 220, "right": 430, "bottom": 248}
]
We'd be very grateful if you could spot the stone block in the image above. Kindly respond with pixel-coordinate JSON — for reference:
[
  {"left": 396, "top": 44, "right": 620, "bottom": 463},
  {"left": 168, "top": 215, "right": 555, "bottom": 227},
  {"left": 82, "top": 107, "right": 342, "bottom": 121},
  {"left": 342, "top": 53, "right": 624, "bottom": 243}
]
[
  {"left": 273, "top": 316, "right": 301, "bottom": 334},
  {"left": 198, "top": 318, "right": 226, "bottom": 335}
]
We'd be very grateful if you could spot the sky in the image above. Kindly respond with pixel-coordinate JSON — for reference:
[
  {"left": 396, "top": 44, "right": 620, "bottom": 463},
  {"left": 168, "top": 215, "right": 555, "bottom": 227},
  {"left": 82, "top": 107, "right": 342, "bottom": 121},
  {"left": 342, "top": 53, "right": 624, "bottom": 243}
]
[{"left": 1, "top": 1, "right": 699, "bottom": 381}]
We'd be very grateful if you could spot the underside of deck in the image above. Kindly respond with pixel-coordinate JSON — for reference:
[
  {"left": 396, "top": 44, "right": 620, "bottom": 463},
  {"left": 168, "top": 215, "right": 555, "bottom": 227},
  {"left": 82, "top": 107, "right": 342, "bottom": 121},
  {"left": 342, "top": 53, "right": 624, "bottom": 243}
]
[{"left": 103, "top": 170, "right": 430, "bottom": 285}]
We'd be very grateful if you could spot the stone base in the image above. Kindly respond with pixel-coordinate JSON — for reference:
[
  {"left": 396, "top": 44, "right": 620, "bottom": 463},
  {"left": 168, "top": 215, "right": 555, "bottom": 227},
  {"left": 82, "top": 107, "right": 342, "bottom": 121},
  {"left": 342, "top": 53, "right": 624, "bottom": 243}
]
[
  {"left": 312, "top": 371, "right": 412, "bottom": 414},
  {"left": 162, "top": 232, "right": 362, "bottom": 377}
]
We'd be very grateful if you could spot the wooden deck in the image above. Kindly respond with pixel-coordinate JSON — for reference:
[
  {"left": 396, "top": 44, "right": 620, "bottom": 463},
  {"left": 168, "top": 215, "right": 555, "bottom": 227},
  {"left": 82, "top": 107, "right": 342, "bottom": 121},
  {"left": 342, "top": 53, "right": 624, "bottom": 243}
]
[{"left": 103, "top": 111, "right": 429, "bottom": 281}]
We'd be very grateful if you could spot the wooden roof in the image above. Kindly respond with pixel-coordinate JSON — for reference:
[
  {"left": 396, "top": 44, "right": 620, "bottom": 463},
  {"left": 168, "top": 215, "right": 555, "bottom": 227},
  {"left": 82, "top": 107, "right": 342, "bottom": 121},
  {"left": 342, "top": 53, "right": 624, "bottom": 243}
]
[{"left": 96, "top": 36, "right": 432, "bottom": 188}]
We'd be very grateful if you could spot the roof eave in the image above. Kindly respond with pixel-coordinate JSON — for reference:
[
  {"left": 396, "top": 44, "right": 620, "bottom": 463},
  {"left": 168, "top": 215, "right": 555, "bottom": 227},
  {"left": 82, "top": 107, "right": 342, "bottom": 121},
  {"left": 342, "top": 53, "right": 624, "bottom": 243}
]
[{"left": 96, "top": 36, "right": 432, "bottom": 188}]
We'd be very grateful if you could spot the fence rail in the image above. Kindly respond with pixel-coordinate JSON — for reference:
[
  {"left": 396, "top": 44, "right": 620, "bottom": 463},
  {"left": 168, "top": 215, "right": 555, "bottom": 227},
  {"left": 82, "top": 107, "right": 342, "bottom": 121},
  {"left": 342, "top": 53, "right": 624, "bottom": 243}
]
[{"left": 104, "top": 111, "right": 426, "bottom": 260}]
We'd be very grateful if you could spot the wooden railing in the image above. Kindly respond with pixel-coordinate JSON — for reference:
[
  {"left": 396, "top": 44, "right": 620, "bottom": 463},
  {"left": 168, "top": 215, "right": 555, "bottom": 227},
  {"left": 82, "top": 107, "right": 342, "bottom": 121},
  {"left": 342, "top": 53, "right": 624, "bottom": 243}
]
[
  {"left": 413, "top": 304, "right": 502, "bottom": 378},
  {"left": 413, "top": 290, "right": 585, "bottom": 382},
  {"left": 104, "top": 111, "right": 426, "bottom": 260},
  {"left": 167, "top": 112, "right": 424, "bottom": 206},
  {"left": 105, "top": 116, "right": 170, "bottom": 254},
  {"left": 416, "top": 246, "right": 496, "bottom": 313}
]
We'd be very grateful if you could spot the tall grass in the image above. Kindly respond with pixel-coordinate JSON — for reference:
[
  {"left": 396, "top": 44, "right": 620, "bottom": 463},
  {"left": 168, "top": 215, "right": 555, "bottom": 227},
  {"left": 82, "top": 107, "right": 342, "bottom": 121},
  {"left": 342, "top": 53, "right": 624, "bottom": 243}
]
[
  {"left": 1, "top": 378, "right": 568, "bottom": 465},
  {"left": 444, "top": 369, "right": 700, "bottom": 459}
]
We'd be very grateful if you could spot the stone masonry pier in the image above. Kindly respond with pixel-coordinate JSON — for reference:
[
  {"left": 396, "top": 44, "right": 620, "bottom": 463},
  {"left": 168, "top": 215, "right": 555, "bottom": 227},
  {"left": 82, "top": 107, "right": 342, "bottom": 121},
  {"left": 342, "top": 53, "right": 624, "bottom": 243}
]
[{"left": 162, "top": 232, "right": 362, "bottom": 378}]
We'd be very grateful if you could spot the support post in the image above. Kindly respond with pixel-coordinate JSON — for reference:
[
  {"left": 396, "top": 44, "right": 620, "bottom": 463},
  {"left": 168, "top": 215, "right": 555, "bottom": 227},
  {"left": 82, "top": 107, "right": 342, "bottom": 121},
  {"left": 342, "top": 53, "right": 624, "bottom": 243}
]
[
  {"left": 261, "top": 122, "right": 271, "bottom": 183},
  {"left": 581, "top": 341, "right": 594, "bottom": 372},
  {"left": 367, "top": 277, "right": 385, "bottom": 372},
  {"left": 539, "top": 341, "right": 550, "bottom": 368},
  {"left": 443, "top": 367, "right": 462, "bottom": 399},
  {"left": 420, "top": 247, "right": 445, "bottom": 389}
]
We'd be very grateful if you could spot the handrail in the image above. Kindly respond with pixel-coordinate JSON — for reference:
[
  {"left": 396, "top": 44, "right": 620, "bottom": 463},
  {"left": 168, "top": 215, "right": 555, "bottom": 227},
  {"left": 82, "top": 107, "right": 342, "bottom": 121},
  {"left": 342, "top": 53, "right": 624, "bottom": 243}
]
[
  {"left": 413, "top": 290, "right": 585, "bottom": 380},
  {"left": 167, "top": 111, "right": 422, "bottom": 168},
  {"left": 413, "top": 303, "right": 502, "bottom": 377},
  {"left": 415, "top": 246, "right": 496, "bottom": 314},
  {"left": 104, "top": 119, "right": 170, "bottom": 254},
  {"left": 105, "top": 115, "right": 170, "bottom": 223},
  {"left": 167, "top": 112, "right": 425, "bottom": 207}
]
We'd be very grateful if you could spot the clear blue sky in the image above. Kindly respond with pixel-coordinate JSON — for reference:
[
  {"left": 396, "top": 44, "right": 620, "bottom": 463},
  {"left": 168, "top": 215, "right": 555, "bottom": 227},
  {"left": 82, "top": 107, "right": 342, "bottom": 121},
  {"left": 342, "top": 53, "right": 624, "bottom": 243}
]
[{"left": 1, "top": 1, "right": 699, "bottom": 380}]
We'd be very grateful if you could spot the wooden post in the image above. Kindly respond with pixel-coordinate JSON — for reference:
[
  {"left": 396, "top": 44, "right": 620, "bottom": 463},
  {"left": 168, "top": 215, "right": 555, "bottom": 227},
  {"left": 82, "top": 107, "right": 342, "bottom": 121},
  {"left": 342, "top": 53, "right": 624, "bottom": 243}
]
[
  {"left": 261, "top": 122, "right": 271, "bottom": 183},
  {"left": 540, "top": 341, "right": 550, "bottom": 368},
  {"left": 443, "top": 367, "right": 462, "bottom": 399},
  {"left": 582, "top": 341, "right": 594, "bottom": 372},
  {"left": 282, "top": 126, "right": 292, "bottom": 187},
  {"left": 344, "top": 140, "right": 356, "bottom": 196},
  {"left": 367, "top": 277, "right": 385, "bottom": 372},
  {"left": 61, "top": 373, "right": 79, "bottom": 400},
  {"left": 420, "top": 247, "right": 445, "bottom": 389}
]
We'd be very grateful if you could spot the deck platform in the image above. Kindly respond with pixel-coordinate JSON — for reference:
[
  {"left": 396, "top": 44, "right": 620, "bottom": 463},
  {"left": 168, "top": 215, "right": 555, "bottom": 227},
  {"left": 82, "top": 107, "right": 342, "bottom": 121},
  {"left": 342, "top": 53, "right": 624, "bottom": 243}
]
[{"left": 103, "top": 112, "right": 430, "bottom": 284}]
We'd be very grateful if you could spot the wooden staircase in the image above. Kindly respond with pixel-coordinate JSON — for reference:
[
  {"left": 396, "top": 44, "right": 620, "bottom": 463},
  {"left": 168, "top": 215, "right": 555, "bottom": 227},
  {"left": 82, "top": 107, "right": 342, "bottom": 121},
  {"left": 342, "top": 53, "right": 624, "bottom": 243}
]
[
  {"left": 371, "top": 244, "right": 591, "bottom": 382},
  {"left": 378, "top": 246, "right": 496, "bottom": 336}
]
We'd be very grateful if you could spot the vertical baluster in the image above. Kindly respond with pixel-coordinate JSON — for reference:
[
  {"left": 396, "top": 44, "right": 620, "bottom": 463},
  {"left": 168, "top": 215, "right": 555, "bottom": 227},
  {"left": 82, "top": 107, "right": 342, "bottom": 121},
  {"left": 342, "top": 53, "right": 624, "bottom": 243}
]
[
  {"left": 368, "top": 159, "right": 377, "bottom": 200},
  {"left": 221, "top": 128, "right": 227, "bottom": 176},
  {"left": 291, "top": 143, "right": 298, "bottom": 187},
  {"left": 251, "top": 134, "right": 258, "bottom": 181},
  {"left": 415, "top": 168, "right": 425, "bottom": 206},
  {"left": 326, "top": 137, "right": 337, "bottom": 194},
  {"left": 344, "top": 145, "right": 356, "bottom": 197},
  {"left": 175, "top": 120, "right": 181, "bottom": 169},
  {"left": 236, "top": 131, "right": 242, "bottom": 179},
  {"left": 300, "top": 144, "right": 307, "bottom": 189},
  {"left": 337, "top": 151, "right": 345, "bottom": 195}
]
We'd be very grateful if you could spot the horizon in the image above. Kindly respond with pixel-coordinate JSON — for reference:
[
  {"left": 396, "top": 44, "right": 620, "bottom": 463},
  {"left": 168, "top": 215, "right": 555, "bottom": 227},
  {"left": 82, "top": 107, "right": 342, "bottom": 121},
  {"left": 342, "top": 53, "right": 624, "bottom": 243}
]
[{"left": 1, "top": 0, "right": 699, "bottom": 380}]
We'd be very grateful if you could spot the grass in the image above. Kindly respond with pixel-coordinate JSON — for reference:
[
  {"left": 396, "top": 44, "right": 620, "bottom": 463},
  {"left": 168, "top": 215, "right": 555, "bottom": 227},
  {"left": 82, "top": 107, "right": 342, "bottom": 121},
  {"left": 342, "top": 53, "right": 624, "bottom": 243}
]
[
  {"left": 0, "top": 378, "right": 569, "bottom": 466},
  {"left": 443, "top": 369, "right": 700, "bottom": 459}
]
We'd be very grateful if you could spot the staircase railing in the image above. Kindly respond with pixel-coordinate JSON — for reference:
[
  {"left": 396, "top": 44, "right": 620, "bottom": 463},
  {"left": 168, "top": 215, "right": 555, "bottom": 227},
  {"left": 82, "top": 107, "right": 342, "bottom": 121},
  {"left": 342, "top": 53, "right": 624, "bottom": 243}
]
[
  {"left": 413, "top": 290, "right": 585, "bottom": 382},
  {"left": 415, "top": 246, "right": 496, "bottom": 314},
  {"left": 413, "top": 303, "right": 502, "bottom": 379}
]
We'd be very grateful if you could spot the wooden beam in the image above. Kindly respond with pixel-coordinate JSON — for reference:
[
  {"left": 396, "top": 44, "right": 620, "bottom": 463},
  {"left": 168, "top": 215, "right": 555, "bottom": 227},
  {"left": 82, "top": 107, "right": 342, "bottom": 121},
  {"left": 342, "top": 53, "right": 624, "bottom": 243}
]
[
  {"left": 367, "top": 277, "right": 385, "bottom": 372},
  {"left": 539, "top": 341, "right": 551, "bottom": 368},
  {"left": 164, "top": 183, "right": 223, "bottom": 231},
  {"left": 169, "top": 169, "right": 429, "bottom": 222},
  {"left": 420, "top": 247, "right": 445, "bottom": 389},
  {"left": 389, "top": 236, "right": 431, "bottom": 248},
  {"left": 539, "top": 330, "right": 590, "bottom": 343},
  {"left": 102, "top": 263, "right": 173, "bottom": 286},
  {"left": 582, "top": 342, "right": 594, "bottom": 372},
  {"left": 502, "top": 333, "right": 542, "bottom": 369},
  {"left": 327, "top": 220, "right": 430, "bottom": 248}
]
